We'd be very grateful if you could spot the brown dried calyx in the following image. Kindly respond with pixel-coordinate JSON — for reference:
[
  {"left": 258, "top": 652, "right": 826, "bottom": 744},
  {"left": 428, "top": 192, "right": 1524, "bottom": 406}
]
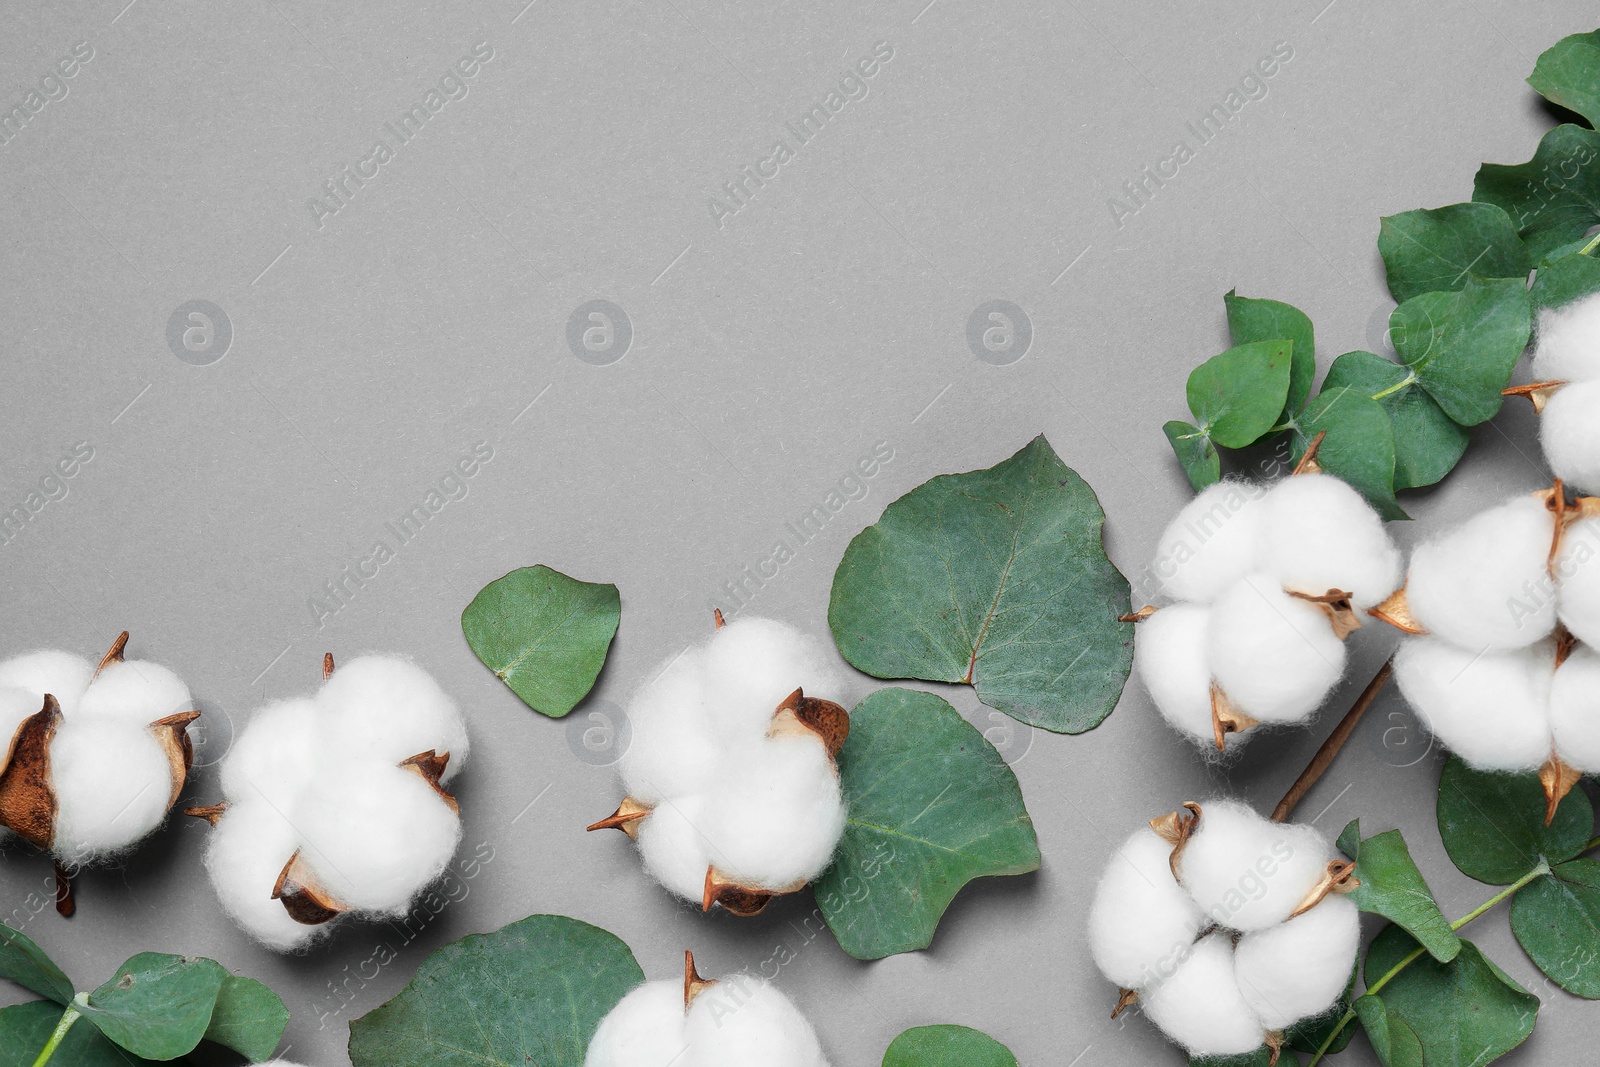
[
  {"left": 1287, "top": 859, "right": 1360, "bottom": 918},
  {"left": 1150, "top": 801, "right": 1204, "bottom": 879},
  {"left": 1503, "top": 380, "right": 1568, "bottom": 413},
  {"left": 684, "top": 951, "right": 717, "bottom": 1010}
]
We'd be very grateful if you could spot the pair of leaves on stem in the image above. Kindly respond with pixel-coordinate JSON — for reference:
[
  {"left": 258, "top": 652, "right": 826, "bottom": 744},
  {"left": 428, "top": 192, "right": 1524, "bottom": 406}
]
[
  {"left": 348, "top": 913, "right": 1019, "bottom": 1067},
  {"left": 0, "top": 925, "right": 286, "bottom": 1066}
]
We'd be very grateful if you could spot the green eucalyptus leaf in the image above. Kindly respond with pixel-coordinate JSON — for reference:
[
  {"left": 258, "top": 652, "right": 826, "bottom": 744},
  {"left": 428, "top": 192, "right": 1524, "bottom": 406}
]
[
  {"left": 1377, "top": 203, "right": 1532, "bottom": 303},
  {"left": 1224, "top": 290, "right": 1316, "bottom": 413},
  {"left": 1291, "top": 388, "right": 1405, "bottom": 520},
  {"left": 828, "top": 435, "right": 1133, "bottom": 733},
  {"left": 1352, "top": 995, "right": 1424, "bottom": 1067},
  {"left": 0, "top": 924, "right": 75, "bottom": 1005},
  {"left": 1437, "top": 754, "right": 1593, "bottom": 884},
  {"left": 1321, "top": 351, "right": 1468, "bottom": 490},
  {"left": 1528, "top": 30, "right": 1600, "bottom": 129},
  {"left": 349, "top": 915, "right": 644, "bottom": 1067},
  {"left": 203, "top": 975, "right": 290, "bottom": 1061},
  {"left": 0, "top": 1001, "right": 162, "bottom": 1067},
  {"left": 78, "top": 953, "right": 227, "bottom": 1060},
  {"left": 1474, "top": 123, "right": 1600, "bottom": 260},
  {"left": 1185, "top": 340, "right": 1293, "bottom": 448},
  {"left": 817, "top": 688, "right": 1041, "bottom": 960},
  {"left": 1510, "top": 857, "right": 1600, "bottom": 998},
  {"left": 882, "top": 1025, "right": 1018, "bottom": 1067},
  {"left": 1336, "top": 820, "right": 1461, "bottom": 963},
  {"left": 1164, "top": 420, "right": 1220, "bottom": 491},
  {"left": 462, "top": 565, "right": 621, "bottom": 718},
  {"left": 1361, "top": 929, "right": 1537, "bottom": 1065},
  {"left": 1189, "top": 1049, "right": 1291, "bottom": 1067},
  {"left": 1532, "top": 246, "right": 1600, "bottom": 310},
  {"left": 1388, "top": 275, "right": 1532, "bottom": 425}
]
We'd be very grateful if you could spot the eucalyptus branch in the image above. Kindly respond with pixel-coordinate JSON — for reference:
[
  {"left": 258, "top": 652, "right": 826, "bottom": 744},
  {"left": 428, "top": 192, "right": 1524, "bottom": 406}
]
[{"left": 29, "top": 996, "right": 85, "bottom": 1067}]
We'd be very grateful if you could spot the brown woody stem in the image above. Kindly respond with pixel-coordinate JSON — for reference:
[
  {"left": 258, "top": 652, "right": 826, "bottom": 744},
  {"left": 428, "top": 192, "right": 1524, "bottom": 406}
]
[
  {"left": 323, "top": 653, "right": 335, "bottom": 681},
  {"left": 1293, "top": 431, "right": 1327, "bottom": 476},
  {"left": 53, "top": 862, "right": 75, "bottom": 918},
  {"left": 1272, "top": 657, "right": 1395, "bottom": 823}
]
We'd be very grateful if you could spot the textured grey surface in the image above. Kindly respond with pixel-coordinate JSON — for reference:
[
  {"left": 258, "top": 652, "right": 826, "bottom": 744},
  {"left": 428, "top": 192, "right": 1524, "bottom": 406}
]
[{"left": 0, "top": 1, "right": 1595, "bottom": 1064}]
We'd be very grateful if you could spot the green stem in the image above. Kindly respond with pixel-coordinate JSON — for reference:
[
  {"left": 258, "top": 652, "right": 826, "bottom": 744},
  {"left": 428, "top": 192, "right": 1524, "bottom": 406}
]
[
  {"left": 30, "top": 1002, "right": 82, "bottom": 1067},
  {"left": 1370, "top": 373, "right": 1418, "bottom": 401},
  {"left": 1580, "top": 231, "right": 1600, "bottom": 257},
  {"left": 1305, "top": 860, "right": 1551, "bottom": 1066}
]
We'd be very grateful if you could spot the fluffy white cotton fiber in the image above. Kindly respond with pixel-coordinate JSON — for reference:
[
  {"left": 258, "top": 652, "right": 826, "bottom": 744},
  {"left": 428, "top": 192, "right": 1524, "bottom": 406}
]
[
  {"left": 1533, "top": 293, "right": 1600, "bottom": 384},
  {"left": 1207, "top": 574, "right": 1347, "bottom": 724},
  {"left": 636, "top": 796, "right": 714, "bottom": 902},
  {"left": 1133, "top": 604, "right": 1215, "bottom": 744},
  {"left": 219, "top": 698, "right": 322, "bottom": 812},
  {"left": 1178, "top": 799, "right": 1332, "bottom": 932},
  {"left": 1088, "top": 829, "right": 1206, "bottom": 990},
  {"left": 1234, "top": 895, "right": 1360, "bottom": 1031},
  {"left": 585, "top": 981, "right": 690, "bottom": 1067},
  {"left": 1552, "top": 647, "right": 1600, "bottom": 773},
  {"left": 76, "top": 660, "right": 192, "bottom": 722},
  {"left": 692, "top": 739, "right": 846, "bottom": 890},
  {"left": 1406, "top": 496, "right": 1557, "bottom": 650},
  {"left": 0, "top": 651, "right": 94, "bottom": 710},
  {"left": 1140, "top": 935, "right": 1264, "bottom": 1057},
  {"left": 1393, "top": 638, "right": 1555, "bottom": 772},
  {"left": 1542, "top": 380, "right": 1600, "bottom": 497},
  {"left": 320, "top": 656, "right": 470, "bottom": 780},
  {"left": 207, "top": 803, "right": 315, "bottom": 952},
  {"left": 1256, "top": 474, "right": 1402, "bottom": 609},
  {"left": 1152, "top": 482, "right": 1265, "bottom": 603},
  {"left": 584, "top": 975, "right": 829, "bottom": 1067},
  {"left": 1558, "top": 516, "right": 1600, "bottom": 648}
]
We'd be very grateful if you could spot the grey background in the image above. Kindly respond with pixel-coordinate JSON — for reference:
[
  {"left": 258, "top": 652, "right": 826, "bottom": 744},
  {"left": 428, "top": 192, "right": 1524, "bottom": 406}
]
[{"left": 0, "top": 0, "right": 1593, "bottom": 1063}]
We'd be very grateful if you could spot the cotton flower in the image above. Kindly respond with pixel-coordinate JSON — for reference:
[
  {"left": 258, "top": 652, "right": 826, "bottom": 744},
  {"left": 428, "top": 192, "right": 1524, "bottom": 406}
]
[
  {"left": 1087, "top": 799, "right": 1358, "bottom": 1060},
  {"left": 590, "top": 616, "right": 850, "bottom": 916},
  {"left": 193, "top": 653, "right": 468, "bottom": 951},
  {"left": 1512, "top": 291, "right": 1600, "bottom": 494}
]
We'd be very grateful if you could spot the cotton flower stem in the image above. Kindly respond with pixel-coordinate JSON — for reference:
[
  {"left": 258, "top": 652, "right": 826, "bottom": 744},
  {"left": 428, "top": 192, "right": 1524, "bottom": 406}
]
[
  {"left": 53, "top": 862, "right": 75, "bottom": 919},
  {"left": 323, "top": 652, "right": 335, "bottom": 680},
  {"left": 1271, "top": 658, "right": 1395, "bottom": 824},
  {"left": 29, "top": 997, "right": 85, "bottom": 1067},
  {"left": 1293, "top": 431, "right": 1327, "bottom": 476}
]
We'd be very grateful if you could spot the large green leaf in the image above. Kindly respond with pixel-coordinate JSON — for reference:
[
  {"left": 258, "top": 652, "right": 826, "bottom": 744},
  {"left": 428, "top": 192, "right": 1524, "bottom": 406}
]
[
  {"left": 1362, "top": 929, "right": 1537, "bottom": 1065},
  {"left": 1321, "top": 351, "right": 1468, "bottom": 490},
  {"left": 1290, "top": 388, "right": 1405, "bottom": 520},
  {"left": 1378, "top": 203, "right": 1532, "bottom": 303},
  {"left": 1532, "top": 246, "right": 1600, "bottom": 310},
  {"left": 1185, "top": 340, "right": 1293, "bottom": 448},
  {"left": 828, "top": 435, "right": 1133, "bottom": 733},
  {"left": 882, "top": 1025, "right": 1018, "bottom": 1067},
  {"left": 1436, "top": 755, "right": 1593, "bottom": 884},
  {"left": 1475, "top": 124, "right": 1600, "bottom": 260},
  {"left": 78, "top": 953, "right": 227, "bottom": 1060},
  {"left": 1388, "top": 275, "right": 1532, "bottom": 426},
  {"left": 1528, "top": 30, "right": 1600, "bottom": 129},
  {"left": 203, "top": 975, "right": 289, "bottom": 1061},
  {"left": 1511, "top": 857, "right": 1600, "bottom": 998},
  {"left": 1225, "top": 290, "right": 1315, "bottom": 414},
  {"left": 0, "top": 924, "right": 75, "bottom": 1006},
  {"left": 1337, "top": 821, "right": 1461, "bottom": 963},
  {"left": 349, "top": 915, "right": 643, "bottom": 1067},
  {"left": 1190, "top": 1049, "right": 1292, "bottom": 1067},
  {"left": 1164, "top": 420, "right": 1220, "bottom": 491},
  {"left": 462, "top": 565, "right": 621, "bottom": 718},
  {"left": 0, "top": 1001, "right": 162, "bottom": 1067},
  {"left": 1352, "top": 995, "right": 1424, "bottom": 1067},
  {"left": 817, "top": 688, "right": 1041, "bottom": 960}
]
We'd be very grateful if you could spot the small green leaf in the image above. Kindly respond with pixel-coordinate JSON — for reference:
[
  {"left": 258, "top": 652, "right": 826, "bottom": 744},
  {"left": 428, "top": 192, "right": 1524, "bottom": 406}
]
[
  {"left": 1528, "top": 30, "right": 1600, "bottom": 129},
  {"left": 828, "top": 435, "right": 1133, "bottom": 733},
  {"left": 1164, "top": 420, "right": 1220, "bottom": 491},
  {"left": 1388, "top": 275, "right": 1532, "bottom": 426},
  {"left": 817, "top": 688, "right": 1041, "bottom": 960},
  {"left": 1224, "top": 290, "right": 1316, "bottom": 413},
  {"left": 462, "top": 565, "right": 621, "bottom": 718},
  {"left": 0, "top": 924, "right": 75, "bottom": 1005},
  {"left": 1189, "top": 1049, "right": 1291, "bottom": 1067},
  {"left": 1352, "top": 995, "right": 1424, "bottom": 1067},
  {"left": 1361, "top": 929, "right": 1537, "bottom": 1065},
  {"left": 1337, "top": 820, "right": 1461, "bottom": 963},
  {"left": 882, "top": 1025, "right": 1018, "bottom": 1067},
  {"left": 203, "top": 975, "right": 289, "bottom": 1061},
  {"left": 78, "top": 953, "right": 227, "bottom": 1060},
  {"left": 1185, "top": 340, "right": 1293, "bottom": 448},
  {"left": 349, "top": 915, "right": 642, "bottom": 1067},
  {"left": 1291, "top": 388, "right": 1405, "bottom": 520},
  {"left": 1377, "top": 203, "right": 1532, "bottom": 303},
  {"left": 1475, "top": 123, "right": 1600, "bottom": 260},
  {"left": 1321, "top": 351, "right": 1468, "bottom": 490},
  {"left": 1437, "top": 754, "right": 1594, "bottom": 884},
  {"left": 1510, "top": 857, "right": 1600, "bottom": 998},
  {"left": 1532, "top": 246, "right": 1600, "bottom": 310},
  {"left": 0, "top": 1001, "right": 162, "bottom": 1067}
]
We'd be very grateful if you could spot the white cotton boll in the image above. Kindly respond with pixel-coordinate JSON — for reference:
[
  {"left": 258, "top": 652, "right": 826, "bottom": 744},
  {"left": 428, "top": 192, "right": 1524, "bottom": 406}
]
[
  {"left": 1541, "top": 382, "right": 1600, "bottom": 497},
  {"left": 1134, "top": 604, "right": 1217, "bottom": 745},
  {"left": 634, "top": 795, "right": 713, "bottom": 902},
  {"left": 1088, "top": 829, "right": 1206, "bottom": 990},
  {"left": 76, "top": 659, "right": 191, "bottom": 724},
  {"left": 291, "top": 760, "right": 461, "bottom": 914},
  {"left": 701, "top": 617, "right": 848, "bottom": 742},
  {"left": 220, "top": 698, "right": 324, "bottom": 812},
  {"left": 1234, "top": 895, "right": 1360, "bottom": 1031},
  {"left": 1207, "top": 574, "right": 1346, "bottom": 723},
  {"left": 1151, "top": 482, "right": 1266, "bottom": 603},
  {"left": 1393, "top": 637, "right": 1553, "bottom": 772},
  {"left": 619, "top": 650, "right": 723, "bottom": 805},
  {"left": 1139, "top": 935, "right": 1263, "bottom": 1057},
  {"left": 1256, "top": 474, "right": 1402, "bottom": 610},
  {"left": 0, "top": 651, "right": 93, "bottom": 710},
  {"left": 583, "top": 981, "right": 689, "bottom": 1067},
  {"left": 686, "top": 979, "right": 830, "bottom": 1067},
  {"left": 696, "top": 738, "right": 845, "bottom": 890},
  {"left": 1533, "top": 293, "right": 1600, "bottom": 383},
  {"left": 1179, "top": 800, "right": 1333, "bottom": 933},
  {"left": 49, "top": 715, "right": 174, "bottom": 862},
  {"left": 319, "top": 656, "right": 469, "bottom": 781},
  {"left": 205, "top": 802, "right": 321, "bottom": 952},
  {"left": 1406, "top": 496, "right": 1557, "bottom": 650},
  {"left": 1557, "top": 515, "right": 1600, "bottom": 648},
  {"left": 1552, "top": 647, "right": 1600, "bottom": 773},
  {"left": 0, "top": 686, "right": 42, "bottom": 751}
]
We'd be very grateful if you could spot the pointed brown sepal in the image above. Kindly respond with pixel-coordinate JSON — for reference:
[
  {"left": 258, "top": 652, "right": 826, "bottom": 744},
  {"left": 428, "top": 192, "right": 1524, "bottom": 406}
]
[
  {"left": 272, "top": 851, "right": 348, "bottom": 926},
  {"left": 1111, "top": 987, "right": 1138, "bottom": 1019},
  {"left": 149, "top": 711, "right": 202, "bottom": 810},
  {"left": 323, "top": 652, "right": 335, "bottom": 680},
  {"left": 94, "top": 631, "right": 129, "bottom": 679},
  {"left": 684, "top": 950, "right": 717, "bottom": 1010},
  {"left": 1118, "top": 605, "right": 1159, "bottom": 623},
  {"left": 1503, "top": 380, "right": 1568, "bottom": 413},
  {"left": 1540, "top": 754, "right": 1583, "bottom": 827},
  {"left": 1265, "top": 1030, "right": 1284, "bottom": 1067},
  {"left": 1211, "top": 684, "right": 1260, "bottom": 752},
  {"left": 1289, "top": 589, "right": 1363, "bottom": 640},
  {"left": 1557, "top": 625, "right": 1580, "bottom": 669},
  {"left": 1293, "top": 431, "right": 1327, "bottom": 476},
  {"left": 713, "top": 608, "right": 725, "bottom": 630},
  {"left": 54, "top": 862, "right": 75, "bottom": 919},
  {"left": 1150, "top": 801, "right": 1203, "bottom": 879},
  {"left": 770, "top": 688, "right": 850, "bottom": 757},
  {"left": 1369, "top": 585, "right": 1426, "bottom": 635},
  {"left": 586, "top": 796, "right": 651, "bottom": 839},
  {"left": 184, "top": 803, "right": 228, "bottom": 826},
  {"left": 0, "top": 695, "right": 62, "bottom": 849},
  {"left": 400, "top": 750, "right": 460, "bottom": 815},
  {"left": 1288, "top": 859, "right": 1360, "bottom": 919},
  {"left": 701, "top": 867, "right": 794, "bottom": 917}
]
